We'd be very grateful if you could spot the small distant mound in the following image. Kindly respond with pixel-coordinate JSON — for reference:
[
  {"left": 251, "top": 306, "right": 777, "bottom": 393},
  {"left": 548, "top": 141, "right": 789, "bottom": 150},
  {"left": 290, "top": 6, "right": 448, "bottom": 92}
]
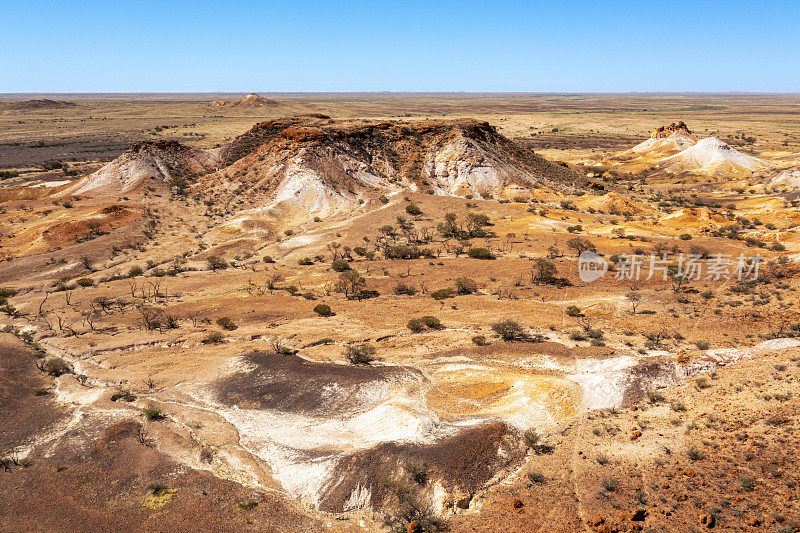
[
  {"left": 208, "top": 93, "right": 281, "bottom": 108},
  {"left": 661, "top": 137, "right": 767, "bottom": 174},
  {"left": 1, "top": 98, "right": 78, "bottom": 110}
]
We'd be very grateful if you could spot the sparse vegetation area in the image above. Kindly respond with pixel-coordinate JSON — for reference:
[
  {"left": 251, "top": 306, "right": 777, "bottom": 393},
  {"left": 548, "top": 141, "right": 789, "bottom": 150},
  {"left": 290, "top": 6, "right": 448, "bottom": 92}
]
[{"left": 2, "top": 92, "right": 800, "bottom": 533}]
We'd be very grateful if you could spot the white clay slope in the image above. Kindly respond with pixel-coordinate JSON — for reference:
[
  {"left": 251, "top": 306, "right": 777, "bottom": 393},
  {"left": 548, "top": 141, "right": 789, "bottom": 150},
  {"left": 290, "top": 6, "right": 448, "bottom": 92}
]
[
  {"left": 69, "top": 145, "right": 219, "bottom": 195},
  {"left": 767, "top": 166, "right": 800, "bottom": 189},
  {"left": 661, "top": 136, "right": 767, "bottom": 173},
  {"left": 424, "top": 135, "right": 537, "bottom": 198},
  {"left": 628, "top": 131, "right": 697, "bottom": 157}
]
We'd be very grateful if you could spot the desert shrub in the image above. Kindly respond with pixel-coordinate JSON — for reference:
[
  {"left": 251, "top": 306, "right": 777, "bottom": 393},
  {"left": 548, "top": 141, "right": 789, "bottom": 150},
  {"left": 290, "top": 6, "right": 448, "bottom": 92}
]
[
  {"left": 679, "top": 233, "right": 692, "bottom": 240},
  {"left": 646, "top": 390, "right": 665, "bottom": 403},
  {"left": 384, "top": 244, "right": 423, "bottom": 259},
  {"left": 216, "top": 316, "right": 237, "bottom": 330},
  {"left": 687, "top": 446, "right": 704, "bottom": 461},
  {"left": 569, "top": 331, "right": 586, "bottom": 341},
  {"left": 111, "top": 388, "right": 136, "bottom": 402},
  {"left": 346, "top": 343, "right": 376, "bottom": 365},
  {"left": 379, "top": 195, "right": 389, "bottom": 204},
  {"left": 355, "top": 289, "right": 380, "bottom": 300},
  {"left": 285, "top": 284, "right": 299, "bottom": 295},
  {"left": 408, "top": 316, "right": 444, "bottom": 332},
  {"left": 467, "top": 247, "right": 495, "bottom": 260},
  {"left": 689, "top": 244, "right": 709, "bottom": 258},
  {"left": 421, "top": 316, "right": 443, "bottom": 330},
  {"left": 407, "top": 318, "right": 426, "bottom": 333},
  {"left": 331, "top": 258, "right": 350, "bottom": 272},
  {"left": 430, "top": 288, "right": 455, "bottom": 300},
  {"left": 695, "top": 340, "right": 710, "bottom": 350},
  {"left": 601, "top": 478, "right": 619, "bottom": 492},
  {"left": 670, "top": 401, "right": 687, "bottom": 412},
  {"left": 454, "top": 277, "right": 477, "bottom": 295},
  {"left": 527, "top": 471, "right": 545, "bottom": 484},
  {"left": 523, "top": 428, "right": 540, "bottom": 448},
  {"left": 143, "top": 406, "right": 164, "bottom": 421},
  {"left": 491, "top": 319, "right": 526, "bottom": 341},
  {"left": 472, "top": 335, "right": 488, "bottom": 346},
  {"left": 202, "top": 331, "right": 224, "bottom": 344},
  {"left": 405, "top": 461, "right": 428, "bottom": 485},
  {"left": 76, "top": 277, "right": 94, "bottom": 287},
  {"left": 405, "top": 204, "right": 422, "bottom": 216},
  {"left": 298, "top": 257, "right": 313, "bottom": 265},
  {"left": 237, "top": 500, "right": 258, "bottom": 511},
  {"left": 262, "top": 255, "right": 275, "bottom": 263},
  {"left": 313, "top": 303, "right": 333, "bottom": 317},
  {"left": 207, "top": 255, "right": 227, "bottom": 271},
  {"left": 394, "top": 283, "right": 417, "bottom": 296},
  {"left": 565, "top": 305, "right": 581, "bottom": 317},
  {"left": 0, "top": 287, "right": 18, "bottom": 300},
  {"left": 587, "top": 328, "right": 603, "bottom": 339},
  {"left": 128, "top": 265, "right": 144, "bottom": 277},
  {"left": 42, "top": 358, "right": 71, "bottom": 377}
]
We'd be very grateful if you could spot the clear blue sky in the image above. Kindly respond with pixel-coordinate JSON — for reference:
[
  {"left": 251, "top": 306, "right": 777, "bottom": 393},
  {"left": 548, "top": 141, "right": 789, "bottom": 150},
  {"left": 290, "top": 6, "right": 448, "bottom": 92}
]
[{"left": 2, "top": 0, "right": 799, "bottom": 93}]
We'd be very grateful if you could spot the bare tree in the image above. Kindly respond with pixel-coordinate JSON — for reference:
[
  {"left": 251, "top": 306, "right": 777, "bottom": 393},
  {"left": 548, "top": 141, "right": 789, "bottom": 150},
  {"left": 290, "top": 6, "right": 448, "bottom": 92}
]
[
  {"left": 128, "top": 279, "right": 138, "bottom": 299},
  {"left": 266, "top": 273, "right": 283, "bottom": 292},
  {"left": 136, "top": 304, "right": 163, "bottom": 330},
  {"left": 38, "top": 292, "right": 49, "bottom": 316},
  {"left": 82, "top": 308, "right": 100, "bottom": 331}
]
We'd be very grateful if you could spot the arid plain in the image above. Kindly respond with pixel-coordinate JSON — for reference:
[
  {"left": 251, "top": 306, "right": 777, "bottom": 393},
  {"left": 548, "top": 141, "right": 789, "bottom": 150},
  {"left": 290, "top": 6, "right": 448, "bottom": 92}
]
[{"left": 1, "top": 93, "right": 800, "bottom": 532}]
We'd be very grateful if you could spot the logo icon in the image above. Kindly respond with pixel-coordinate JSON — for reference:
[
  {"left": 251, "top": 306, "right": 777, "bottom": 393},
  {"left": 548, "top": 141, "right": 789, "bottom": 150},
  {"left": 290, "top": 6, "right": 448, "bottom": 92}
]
[{"left": 578, "top": 251, "right": 608, "bottom": 283}]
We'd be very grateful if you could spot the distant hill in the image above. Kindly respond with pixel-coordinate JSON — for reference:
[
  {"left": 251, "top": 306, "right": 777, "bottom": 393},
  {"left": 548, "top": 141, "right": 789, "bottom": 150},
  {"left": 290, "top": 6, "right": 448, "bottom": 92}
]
[
  {"left": 0, "top": 99, "right": 79, "bottom": 110},
  {"left": 208, "top": 93, "right": 281, "bottom": 108}
]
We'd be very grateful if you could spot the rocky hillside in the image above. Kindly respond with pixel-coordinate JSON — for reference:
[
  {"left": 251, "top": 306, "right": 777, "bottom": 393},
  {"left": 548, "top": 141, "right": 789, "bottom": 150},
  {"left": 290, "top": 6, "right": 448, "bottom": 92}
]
[
  {"left": 66, "top": 140, "right": 220, "bottom": 196},
  {"left": 70, "top": 116, "right": 583, "bottom": 223},
  {"left": 201, "top": 115, "right": 583, "bottom": 219},
  {"left": 609, "top": 121, "right": 769, "bottom": 176}
]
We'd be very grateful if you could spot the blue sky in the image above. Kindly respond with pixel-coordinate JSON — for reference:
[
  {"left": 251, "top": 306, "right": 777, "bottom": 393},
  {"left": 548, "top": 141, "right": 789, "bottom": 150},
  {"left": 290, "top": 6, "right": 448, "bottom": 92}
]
[{"left": 1, "top": 0, "right": 798, "bottom": 92}]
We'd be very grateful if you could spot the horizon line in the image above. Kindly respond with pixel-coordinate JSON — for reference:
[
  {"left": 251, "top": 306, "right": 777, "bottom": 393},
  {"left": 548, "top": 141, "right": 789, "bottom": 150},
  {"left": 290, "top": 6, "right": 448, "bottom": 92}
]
[{"left": 3, "top": 91, "right": 800, "bottom": 96}]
